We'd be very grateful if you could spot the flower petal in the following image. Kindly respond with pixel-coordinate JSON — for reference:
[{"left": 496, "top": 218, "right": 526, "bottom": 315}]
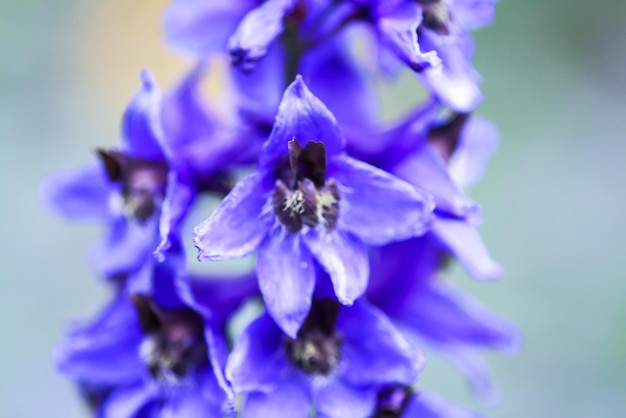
[
  {"left": 259, "top": 76, "right": 345, "bottom": 170},
  {"left": 392, "top": 140, "right": 480, "bottom": 220},
  {"left": 121, "top": 70, "right": 166, "bottom": 160},
  {"left": 338, "top": 301, "right": 423, "bottom": 387},
  {"left": 314, "top": 378, "right": 376, "bottom": 418},
  {"left": 54, "top": 293, "right": 145, "bottom": 386},
  {"left": 91, "top": 217, "right": 157, "bottom": 278},
  {"left": 228, "top": 0, "right": 297, "bottom": 71},
  {"left": 405, "top": 391, "right": 483, "bottom": 418},
  {"left": 303, "top": 229, "right": 368, "bottom": 306},
  {"left": 419, "top": 31, "right": 482, "bottom": 112},
  {"left": 376, "top": 2, "right": 441, "bottom": 72},
  {"left": 332, "top": 156, "right": 435, "bottom": 245},
  {"left": 226, "top": 313, "right": 289, "bottom": 393},
  {"left": 397, "top": 278, "right": 520, "bottom": 353},
  {"left": 449, "top": 116, "right": 499, "bottom": 188},
  {"left": 257, "top": 230, "right": 315, "bottom": 338},
  {"left": 302, "top": 34, "right": 380, "bottom": 129},
  {"left": 39, "top": 163, "right": 115, "bottom": 222},
  {"left": 431, "top": 218, "right": 503, "bottom": 280},
  {"left": 193, "top": 172, "right": 272, "bottom": 261},
  {"left": 451, "top": 0, "right": 497, "bottom": 31},
  {"left": 160, "top": 370, "right": 226, "bottom": 418},
  {"left": 99, "top": 382, "right": 157, "bottom": 418},
  {"left": 242, "top": 373, "right": 311, "bottom": 418},
  {"left": 162, "top": 0, "right": 253, "bottom": 56},
  {"left": 155, "top": 171, "right": 196, "bottom": 260}
]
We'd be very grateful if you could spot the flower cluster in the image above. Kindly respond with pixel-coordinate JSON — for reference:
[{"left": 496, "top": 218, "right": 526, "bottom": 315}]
[{"left": 41, "top": 0, "right": 518, "bottom": 416}]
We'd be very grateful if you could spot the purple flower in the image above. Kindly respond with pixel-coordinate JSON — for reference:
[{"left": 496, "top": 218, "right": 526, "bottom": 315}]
[
  {"left": 226, "top": 298, "right": 423, "bottom": 418},
  {"left": 55, "top": 239, "right": 257, "bottom": 416},
  {"left": 367, "top": 238, "right": 519, "bottom": 402},
  {"left": 193, "top": 76, "right": 434, "bottom": 337},
  {"left": 40, "top": 70, "right": 167, "bottom": 279}
]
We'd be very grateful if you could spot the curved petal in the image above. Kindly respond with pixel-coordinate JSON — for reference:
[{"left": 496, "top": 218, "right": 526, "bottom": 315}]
[
  {"left": 193, "top": 172, "right": 272, "bottom": 261},
  {"left": 392, "top": 141, "right": 480, "bottom": 220},
  {"left": 228, "top": 0, "right": 297, "bottom": 71},
  {"left": 431, "top": 218, "right": 503, "bottom": 280},
  {"left": 302, "top": 33, "right": 380, "bottom": 129},
  {"left": 449, "top": 116, "right": 499, "bottom": 188},
  {"left": 405, "top": 391, "right": 483, "bottom": 418},
  {"left": 314, "top": 378, "right": 376, "bottom": 418},
  {"left": 39, "top": 163, "right": 115, "bottom": 222},
  {"left": 54, "top": 293, "right": 145, "bottom": 386},
  {"left": 162, "top": 0, "right": 253, "bottom": 56},
  {"left": 332, "top": 156, "right": 435, "bottom": 245},
  {"left": 377, "top": 2, "right": 441, "bottom": 72},
  {"left": 242, "top": 373, "right": 311, "bottom": 418},
  {"left": 419, "top": 31, "right": 482, "bottom": 112},
  {"left": 91, "top": 217, "right": 157, "bottom": 278},
  {"left": 395, "top": 279, "right": 520, "bottom": 351},
  {"left": 121, "top": 70, "right": 166, "bottom": 160},
  {"left": 338, "top": 301, "right": 423, "bottom": 387},
  {"left": 303, "top": 229, "right": 368, "bottom": 306},
  {"left": 160, "top": 371, "right": 226, "bottom": 418},
  {"left": 436, "top": 345, "right": 500, "bottom": 404},
  {"left": 259, "top": 76, "right": 345, "bottom": 170},
  {"left": 257, "top": 230, "right": 315, "bottom": 338},
  {"left": 226, "top": 313, "right": 289, "bottom": 394},
  {"left": 155, "top": 170, "right": 197, "bottom": 260},
  {"left": 99, "top": 382, "right": 157, "bottom": 418}
]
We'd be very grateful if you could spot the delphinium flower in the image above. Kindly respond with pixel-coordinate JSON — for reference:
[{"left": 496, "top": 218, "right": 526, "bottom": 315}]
[
  {"left": 55, "top": 238, "right": 257, "bottom": 416},
  {"left": 193, "top": 76, "right": 434, "bottom": 337},
  {"left": 226, "top": 297, "right": 423, "bottom": 417},
  {"left": 41, "top": 70, "right": 167, "bottom": 279},
  {"left": 43, "top": 0, "right": 517, "bottom": 416}
]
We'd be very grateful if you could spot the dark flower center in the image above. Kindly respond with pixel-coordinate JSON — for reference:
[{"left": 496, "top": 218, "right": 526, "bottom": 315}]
[
  {"left": 131, "top": 295, "right": 208, "bottom": 382},
  {"left": 426, "top": 113, "right": 469, "bottom": 162},
  {"left": 97, "top": 149, "right": 169, "bottom": 222},
  {"left": 272, "top": 139, "right": 340, "bottom": 233},
  {"left": 373, "top": 387, "right": 413, "bottom": 418},
  {"left": 285, "top": 298, "right": 342, "bottom": 375},
  {"left": 418, "top": 0, "right": 452, "bottom": 35}
]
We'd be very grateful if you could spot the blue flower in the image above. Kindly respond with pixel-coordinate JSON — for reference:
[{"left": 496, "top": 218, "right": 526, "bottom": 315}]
[
  {"left": 226, "top": 298, "right": 423, "bottom": 418},
  {"left": 40, "top": 70, "right": 167, "bottom": 279},
  {"left": 193, "top": 76, "right": 434, "bottom": 337},
  {"left": 367, "top": 238, "right": 519, "bottom": 402},
  {"left": 55, "top": 239, "right": 257, "bottom": 417}
]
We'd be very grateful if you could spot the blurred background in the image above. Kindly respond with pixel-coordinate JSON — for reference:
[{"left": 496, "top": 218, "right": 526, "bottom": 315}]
[{"left": 1, "top": 0, "right": 625, "bottom": 416}]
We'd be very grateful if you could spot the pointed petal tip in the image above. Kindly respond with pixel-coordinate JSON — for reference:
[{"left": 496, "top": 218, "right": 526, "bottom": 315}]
[{"left": 140, "top": 68, "right": 157, "bottom": 91}]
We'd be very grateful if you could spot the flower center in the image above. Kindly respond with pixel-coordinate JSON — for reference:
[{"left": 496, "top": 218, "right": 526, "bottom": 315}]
[
  {"left": 374, "top": 387, "right": 413, "bottom": 418},
  {"left": 285, "top": 298, "right": 342, "bottom": 375},
  {"left": 131, "top": 295, "right": 208, "bottom": 382},
  {"left": 418, "top": 0, "right": 451, "bottom": 35},
  {"left": 97, "top": 149, "right": 168, "bottom": 222},
  {"left": 272, "top": 139, "right": 340, "bottom": 233}
]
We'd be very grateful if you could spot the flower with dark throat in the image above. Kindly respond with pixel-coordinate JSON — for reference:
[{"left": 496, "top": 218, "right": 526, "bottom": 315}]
[
  {"left": 54, "top": 239, "right": 257, "bottom": 416},
  {"left": 226, "top": 298, "right": 423, "bottom": 418},
  {"left": 373, "top": 386, "right": 482, "bottom": 418},
  {"left": 40, "top": 70, "right": 168, "bottom": 279},
  {"left": 193, "top": 76, "right": 434, "bottom": 337}
]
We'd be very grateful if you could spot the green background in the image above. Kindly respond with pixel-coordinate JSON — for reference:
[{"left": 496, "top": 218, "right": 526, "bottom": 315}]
[{"left": 1, "top": 0, "right": 625, "bottom": 416}]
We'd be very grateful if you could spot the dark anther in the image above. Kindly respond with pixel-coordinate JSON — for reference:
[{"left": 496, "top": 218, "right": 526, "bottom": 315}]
[
  {"left": 272, "top": 138, "right": 340, "bottom": 233},
  {"left": 285, "top": 298, "right": 342, "bottom": 376},
  {"left": 96, "top": 149, "right": 169, "bottom": 222},
  {"left": 419, "top": 0, "right": 451, "bottom": 36},
  {"left": 374, "top": 387, "right": 414, "bottom": 418},
  {"left": 427, "top": 113, "right": 470, "bottom": 162},
  {"left": 130, "top": 295, "right": 208, "bottom": 381}
]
